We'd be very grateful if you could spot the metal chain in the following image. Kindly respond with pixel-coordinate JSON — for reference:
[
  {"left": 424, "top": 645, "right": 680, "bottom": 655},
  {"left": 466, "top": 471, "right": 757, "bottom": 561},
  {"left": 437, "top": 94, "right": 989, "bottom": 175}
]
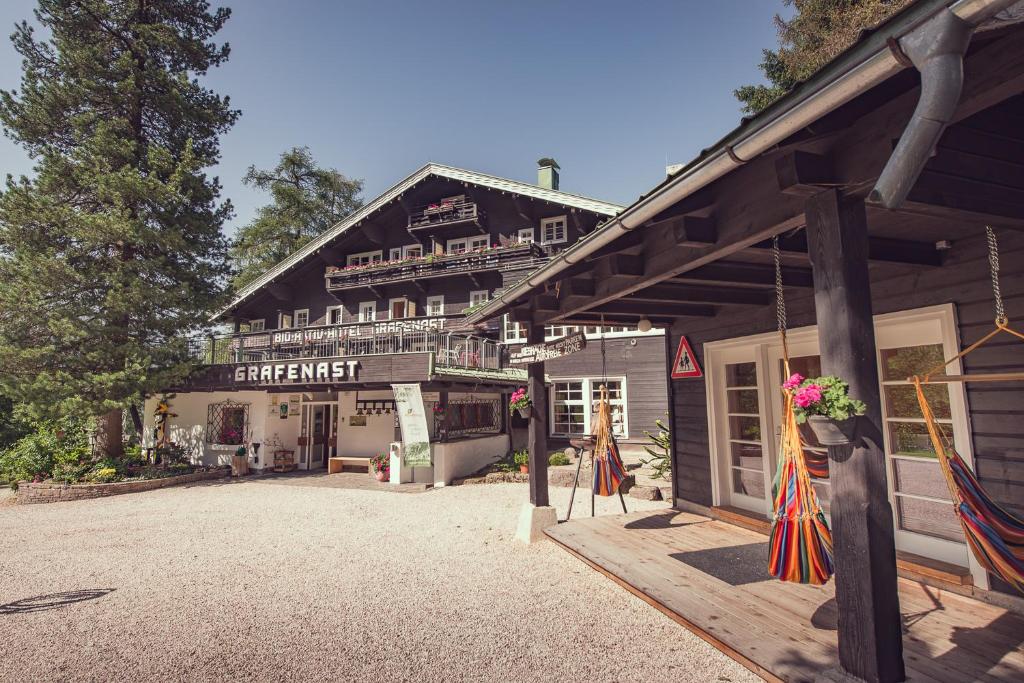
[
  {"left": 773, "top": 236, "right": 787, "bottom": 334},
  {"left": 986, "top": 226, "right": 1006, "bottom": 323}
]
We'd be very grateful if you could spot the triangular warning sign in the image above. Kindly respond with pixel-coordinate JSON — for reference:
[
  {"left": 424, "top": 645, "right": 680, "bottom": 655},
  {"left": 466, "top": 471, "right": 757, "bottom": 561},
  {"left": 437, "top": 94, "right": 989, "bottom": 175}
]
[{"left": 671, "top": 336, "right": 703, "bottom": 379}]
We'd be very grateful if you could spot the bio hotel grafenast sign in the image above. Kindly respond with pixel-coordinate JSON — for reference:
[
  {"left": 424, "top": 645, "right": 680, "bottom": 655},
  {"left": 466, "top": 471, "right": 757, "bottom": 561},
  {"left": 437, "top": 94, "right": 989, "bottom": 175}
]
[{"left": 233, "top": 359, "right": 360, "bottom": 385}]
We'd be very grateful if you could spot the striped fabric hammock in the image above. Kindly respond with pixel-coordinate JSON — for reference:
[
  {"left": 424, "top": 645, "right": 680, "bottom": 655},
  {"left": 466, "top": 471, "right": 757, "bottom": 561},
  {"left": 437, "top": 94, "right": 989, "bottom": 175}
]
[
  {"left": 768, "top": 382, "right": 836, "bottom": 585},
  {"left": 913, "top": 377, "right": 1024, "bottom": 593},
  {"left": 767, "top": 236, "right": 834, "bottom": 585},
  {"left": 592, "top": 386, "right": 627, "bottom": 497}
]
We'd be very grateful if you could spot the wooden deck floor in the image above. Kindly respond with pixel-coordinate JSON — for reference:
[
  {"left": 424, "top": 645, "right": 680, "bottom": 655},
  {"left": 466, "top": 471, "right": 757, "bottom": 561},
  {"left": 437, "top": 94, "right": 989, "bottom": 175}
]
[{"left": 545, "top": 509, "right": 1024, "bottom": 683}]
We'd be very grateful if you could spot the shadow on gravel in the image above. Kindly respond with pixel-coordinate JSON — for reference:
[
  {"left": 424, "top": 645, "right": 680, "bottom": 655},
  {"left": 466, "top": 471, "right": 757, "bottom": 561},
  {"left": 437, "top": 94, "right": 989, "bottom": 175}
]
[{"left": 0, "top": 588, "right": 115, "bottom": 615}]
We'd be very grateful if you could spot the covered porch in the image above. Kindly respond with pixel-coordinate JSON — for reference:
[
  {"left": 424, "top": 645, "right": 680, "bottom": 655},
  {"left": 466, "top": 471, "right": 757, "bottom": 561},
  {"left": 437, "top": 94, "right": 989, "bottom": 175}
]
[{"left": 547, "top": 508, "right": 1024, "bottom": 682}]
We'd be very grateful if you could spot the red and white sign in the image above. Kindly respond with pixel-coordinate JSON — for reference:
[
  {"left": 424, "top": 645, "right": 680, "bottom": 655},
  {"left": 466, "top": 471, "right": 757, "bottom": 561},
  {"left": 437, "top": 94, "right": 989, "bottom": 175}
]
[{"left": 671, "top": 336, "right": 703, "bottom": 379}]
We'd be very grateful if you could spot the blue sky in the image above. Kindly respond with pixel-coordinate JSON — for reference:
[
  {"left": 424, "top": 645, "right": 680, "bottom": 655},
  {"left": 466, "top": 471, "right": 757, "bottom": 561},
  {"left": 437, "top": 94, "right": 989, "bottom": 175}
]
[{"left": 0, "top": 0, "right": 788, "bottom": 233}]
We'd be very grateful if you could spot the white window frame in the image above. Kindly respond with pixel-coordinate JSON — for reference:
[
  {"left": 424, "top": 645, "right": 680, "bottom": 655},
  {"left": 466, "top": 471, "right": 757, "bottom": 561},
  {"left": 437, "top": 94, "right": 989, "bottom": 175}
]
[
  {"left": 326, "top": 305, "right": 343, "bottom": 326},
  {"left": 517, "top": 228, "right": 535, "bottom": 244},
  {"left": 358, "top": 301, "right": 376, "bottom": 323},
  {"left": 278, "top": 312, "right": 293, "bottom": 329},
  {"left": 469, "top": 290, "right": 489, "bottom": 307},
  {"left": 347, "top": 250, "right": 383, "bottom": 267},
  {"left": 540, "top": 216, "right": 568, "bottom": 245},
  {"left": 446, "top": 236, "right": 488, "bottom": 254},
  {"left": 293, "top": 308, "right": 310, "bottom": 328},
  {"left": 548, "top": 377, "right": 628, "bottom": 438},
  {"left": 426, "top": 295, "right": 445, "bottom": 317},
  {"left": 503, "top": 314, "right": 526, "bottom": 343},
  {"left": 703, "top": 304, "right": 984, "bottom": 586},
  {"left": 403, "top": 244, "right": 423, "bottom": 258},
  {"left": 247, "top": 319, "right": 265, "bottom": 332},
  {"left": 389, "top": 247, "right": 402, "bottom": 261}
]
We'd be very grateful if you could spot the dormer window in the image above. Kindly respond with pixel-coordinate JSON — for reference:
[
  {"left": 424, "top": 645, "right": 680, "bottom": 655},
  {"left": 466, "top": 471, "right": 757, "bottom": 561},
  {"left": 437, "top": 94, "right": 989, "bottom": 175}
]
[
  {"left": 540, "top": 216, "right": 567, "bottom": 245},
  {"left": 293, "top": 309, "right": 309, "bottom": 328}
]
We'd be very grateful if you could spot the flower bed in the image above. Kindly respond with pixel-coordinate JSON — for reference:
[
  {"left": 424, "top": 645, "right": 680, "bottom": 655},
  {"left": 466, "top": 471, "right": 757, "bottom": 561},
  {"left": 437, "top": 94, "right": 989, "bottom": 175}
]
[{"left": 14, "top": 467, "right": 230, "bottom": 505}]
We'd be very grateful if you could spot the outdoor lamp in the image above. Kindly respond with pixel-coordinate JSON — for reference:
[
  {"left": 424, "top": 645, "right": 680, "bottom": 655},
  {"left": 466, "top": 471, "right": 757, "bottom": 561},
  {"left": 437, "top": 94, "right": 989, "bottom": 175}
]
[{"left": 637, "top": 316, "right": 653, "bottom": 333}]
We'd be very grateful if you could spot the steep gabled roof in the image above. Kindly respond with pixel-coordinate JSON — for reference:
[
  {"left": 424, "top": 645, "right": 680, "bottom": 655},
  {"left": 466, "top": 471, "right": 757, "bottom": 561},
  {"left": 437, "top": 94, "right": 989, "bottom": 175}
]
[{"left": 222, "top": 163, "right": 623, "bottom": 317}]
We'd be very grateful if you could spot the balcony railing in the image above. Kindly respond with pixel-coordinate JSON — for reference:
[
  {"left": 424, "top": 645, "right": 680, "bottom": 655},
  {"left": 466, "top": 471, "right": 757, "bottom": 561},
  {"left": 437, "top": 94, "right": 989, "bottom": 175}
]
[
  {"left": 407, "top": 196, "right": 483, "bottom": 231},
  {"left": 325, "top": 241, "right": 546, "bottom": 292},
  {"left": 187, "top": 325, "right": 505, "bottom": 371}
]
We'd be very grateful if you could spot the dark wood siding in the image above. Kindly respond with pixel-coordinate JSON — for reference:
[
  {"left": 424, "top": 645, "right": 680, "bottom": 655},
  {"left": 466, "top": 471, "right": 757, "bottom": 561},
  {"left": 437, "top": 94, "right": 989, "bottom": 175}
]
[
  {"left": 544, "top": 335, "right": 669, "bottom": 444},
  {"left": 666, "top": 230, "right": 1024, "bottom": 521}
]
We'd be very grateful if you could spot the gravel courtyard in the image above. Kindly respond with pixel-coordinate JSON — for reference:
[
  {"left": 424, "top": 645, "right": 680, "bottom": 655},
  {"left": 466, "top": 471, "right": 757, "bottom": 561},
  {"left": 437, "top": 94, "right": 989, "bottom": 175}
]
[{"left": 0, "top": 477, "right": 756, "bottom": 683}]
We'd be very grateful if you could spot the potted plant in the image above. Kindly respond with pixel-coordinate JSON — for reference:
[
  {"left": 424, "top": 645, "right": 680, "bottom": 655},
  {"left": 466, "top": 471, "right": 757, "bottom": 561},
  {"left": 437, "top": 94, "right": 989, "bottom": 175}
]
[
  {"left": 785, "top": 373, "right": 867, "bottom": 446},
  {"left": 509, "top": 388, "right": 531, "bottom": 419},
  {"left": 232, "top": 445, "right": 248, "bottom": 477},
  {"left": 513, "top": 449, "right": 530, "bottom": 474},
  {"left": 370, "top": 453, "right": 389, "bottom": 482}
]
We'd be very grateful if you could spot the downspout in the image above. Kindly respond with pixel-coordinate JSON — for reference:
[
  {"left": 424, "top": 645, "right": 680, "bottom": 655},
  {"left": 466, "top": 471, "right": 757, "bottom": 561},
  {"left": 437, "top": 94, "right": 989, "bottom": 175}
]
[{"left": 868, "top": 8, "right": 973, "bottom": 208}]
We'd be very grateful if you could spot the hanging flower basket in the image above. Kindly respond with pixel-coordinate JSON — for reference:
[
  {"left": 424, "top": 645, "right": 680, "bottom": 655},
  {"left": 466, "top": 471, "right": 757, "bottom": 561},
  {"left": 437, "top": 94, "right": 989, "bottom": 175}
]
[
  {"left": 509, "top": 388, "right": 532, "bottom": 419},
  {"left": 806, "top": 415, "right": 858, "bottom": 446},
  {"left": 784, "top": 373, "right": 866, "bottom": 447}
]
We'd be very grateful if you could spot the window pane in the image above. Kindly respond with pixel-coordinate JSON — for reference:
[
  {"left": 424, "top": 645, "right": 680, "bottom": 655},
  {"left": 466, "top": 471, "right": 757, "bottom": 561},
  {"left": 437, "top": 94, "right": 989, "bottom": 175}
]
[
  {"left": 892, "top": 457, "right": 953, "bottom": 500},
  {"left": 888, "top": 421, "right": 939, "bottom": 458},
  {"left": 884, "top": 384, "right": 951, "bottom": 419},
  {"left": 896, "top": 495, "right": 962, "bottom": 542},
  {"left": 728, "top": 416, "right": 761, "bottom": 442},
  {"left": 729, "top": 442, "right": 763, "bottom": 470},
  {"left": 781, "top": 354, "right": 822, "bottom": 381},
  {"left": 727, "top": 389, "right": 759, "bottom": 414},
  {"left": 881, "top": 344, "right": 946, "bottom": 381},
  {"left": 725, "top": 362, "right": 757, "bottom": 387},
  {"left": 732, "top": 467, "right": 765, "bottom": 498}
]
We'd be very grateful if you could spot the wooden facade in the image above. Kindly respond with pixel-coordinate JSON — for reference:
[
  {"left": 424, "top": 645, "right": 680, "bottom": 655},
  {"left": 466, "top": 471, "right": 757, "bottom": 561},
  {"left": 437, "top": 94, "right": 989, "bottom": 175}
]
[{"left": 467, "top": 3, "right": 1024, "bottom": 680}]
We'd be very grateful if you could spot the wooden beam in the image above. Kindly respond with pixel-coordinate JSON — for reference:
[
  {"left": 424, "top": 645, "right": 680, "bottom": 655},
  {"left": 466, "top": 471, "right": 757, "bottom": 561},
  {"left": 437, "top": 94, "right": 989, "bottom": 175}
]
[
  {"left": 589, "top": 300, "right": 715, "bottom": 318},
  {"left": 525, "top": 322, "right": 549, "bottom": 508},
  {"left": 747, "top": 232, "right": 943, "bottom": 266},
  {"left": 775, "top": 151, "right": 834, "bottom": 197},
  {"left": 645, "top": 186, "right": 715, "bottom": 227},
  {"left": 674, "top": 261, "right": 814, "bottom": 288},
  {"left": 900, "top": 169, "right": 1024, "bottom": 227},
  {"left": 805, "top": 189, "right": 905, "bottom": 683},
  {"left": 626, "top": 283, "right": 773, "bottom": 306}
]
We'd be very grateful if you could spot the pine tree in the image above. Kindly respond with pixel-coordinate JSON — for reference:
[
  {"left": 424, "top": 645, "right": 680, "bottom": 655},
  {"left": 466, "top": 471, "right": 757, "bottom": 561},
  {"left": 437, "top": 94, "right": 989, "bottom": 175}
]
[
  {"left": 0, "top": 0, "right": 238, "bottom": 456},
  {"left": 231, "top": 146, "right": 363, "bottom": 289},
  {"left": 735, "top": 0, "right": 913, "bottom": 115}
]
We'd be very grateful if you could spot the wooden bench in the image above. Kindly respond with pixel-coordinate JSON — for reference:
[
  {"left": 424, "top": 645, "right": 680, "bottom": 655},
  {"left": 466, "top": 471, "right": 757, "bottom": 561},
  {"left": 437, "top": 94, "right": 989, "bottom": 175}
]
[{"left": 328, "top": 456, "right": 371, "bottom": 474}]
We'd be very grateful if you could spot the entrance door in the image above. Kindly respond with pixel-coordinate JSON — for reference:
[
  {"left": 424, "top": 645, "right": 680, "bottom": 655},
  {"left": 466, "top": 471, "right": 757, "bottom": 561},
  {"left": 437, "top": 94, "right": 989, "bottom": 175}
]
[
  {"left": 709, "top": 345, "right": 772, "bottom": 514},
  {"left": 299, "top": 403, "right": 337, "bottom": 470}
]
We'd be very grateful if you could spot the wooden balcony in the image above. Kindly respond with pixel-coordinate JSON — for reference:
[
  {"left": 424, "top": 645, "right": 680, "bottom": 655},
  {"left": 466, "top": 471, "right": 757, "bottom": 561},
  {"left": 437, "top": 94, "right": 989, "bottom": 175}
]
[
  {"left": 324, "top": 241, "right": 546, "bottom": 293},
  {"left": 407, "top": 196, "right": 484, "bottom": 234}
]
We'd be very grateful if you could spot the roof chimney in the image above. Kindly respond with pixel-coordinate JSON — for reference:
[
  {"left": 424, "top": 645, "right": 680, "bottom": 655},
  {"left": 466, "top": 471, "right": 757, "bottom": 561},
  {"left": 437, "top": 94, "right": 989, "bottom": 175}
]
[{"left": 537, "top": 157, "right": 560, "bottom": 190}]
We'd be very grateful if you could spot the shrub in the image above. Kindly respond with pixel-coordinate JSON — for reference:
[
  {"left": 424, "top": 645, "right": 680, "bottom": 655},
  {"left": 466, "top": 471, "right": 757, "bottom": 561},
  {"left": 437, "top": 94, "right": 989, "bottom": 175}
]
[
  {"left": 0, "top": 413, "right": 92, "bottom": 485},
  {"left": 641, "top": 418, "right": 672, "bottom": 481},
  {"left": 155, "top": 443, "right": 190, "bottom": 466},
  {"left": 512, "top": 449, "right": 529, "bottom": 466},
  {"left": 86, "top": 467, "right": 120, "bottom": 483},
  {"left": 548, "top": 452, "right": 570, "bottom": 466}
]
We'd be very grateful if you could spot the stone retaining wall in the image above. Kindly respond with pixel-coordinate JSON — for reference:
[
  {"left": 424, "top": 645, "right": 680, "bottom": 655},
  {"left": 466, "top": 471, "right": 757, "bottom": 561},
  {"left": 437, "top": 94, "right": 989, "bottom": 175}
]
[{"left": 14, "top": 468, "right": 230, "bottom": 505}]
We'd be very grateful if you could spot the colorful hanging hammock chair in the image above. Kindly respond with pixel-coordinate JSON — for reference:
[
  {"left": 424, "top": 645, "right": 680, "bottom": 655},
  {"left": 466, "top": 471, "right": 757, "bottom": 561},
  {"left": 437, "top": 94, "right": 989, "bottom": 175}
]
[
  {"left": 767, "top": 237, "right": 835, "bottom": 585},
  {"left": 908, "top": 228, "right": 1024, "bottom": 594},
  {"left": 592, "top": 385, "right": 627, "bottom": 497}
]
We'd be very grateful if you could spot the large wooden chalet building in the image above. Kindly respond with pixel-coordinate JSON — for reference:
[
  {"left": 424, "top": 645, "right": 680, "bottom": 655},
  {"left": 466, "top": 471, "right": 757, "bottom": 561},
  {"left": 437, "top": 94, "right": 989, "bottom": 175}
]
[{"left": 144, "top": 162, "right": 668, "bottom": 484}]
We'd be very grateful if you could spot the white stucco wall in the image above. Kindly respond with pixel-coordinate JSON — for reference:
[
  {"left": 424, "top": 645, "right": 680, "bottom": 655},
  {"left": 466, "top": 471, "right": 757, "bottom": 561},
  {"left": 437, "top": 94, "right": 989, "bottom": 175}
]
[
  {"left": 431, "top": 434, "right": 509, "bottom": 486},
  {"left": 336, "top": 389, "right": 396, "bottom": 458}
]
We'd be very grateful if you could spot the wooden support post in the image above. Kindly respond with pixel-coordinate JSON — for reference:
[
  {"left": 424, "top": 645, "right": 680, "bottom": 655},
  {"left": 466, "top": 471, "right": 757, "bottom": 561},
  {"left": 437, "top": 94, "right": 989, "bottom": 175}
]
[
  {"left": 526, "top": 322, "right": 549, "bottom": 507},
  {"left": 805, "top": 189, "right": 905, "bottom": 683}
]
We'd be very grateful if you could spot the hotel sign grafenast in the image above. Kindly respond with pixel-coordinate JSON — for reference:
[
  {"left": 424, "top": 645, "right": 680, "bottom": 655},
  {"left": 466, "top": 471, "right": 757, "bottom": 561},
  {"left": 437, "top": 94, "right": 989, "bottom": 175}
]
[{"left": 232, "top": 359, "right": 360, "bottom": 385}]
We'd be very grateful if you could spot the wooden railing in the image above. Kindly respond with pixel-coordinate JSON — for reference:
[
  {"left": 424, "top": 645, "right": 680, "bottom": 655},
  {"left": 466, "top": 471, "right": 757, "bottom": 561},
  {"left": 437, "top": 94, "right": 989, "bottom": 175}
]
[
  {"left": 325, "top": 242, "right": 546, "bottom": 292},
  {"left": 407, "top": 197, "right": 482, "bottom": 230},
  {"left": 187, "top": 325, "right": 506, "bottom": 371}
]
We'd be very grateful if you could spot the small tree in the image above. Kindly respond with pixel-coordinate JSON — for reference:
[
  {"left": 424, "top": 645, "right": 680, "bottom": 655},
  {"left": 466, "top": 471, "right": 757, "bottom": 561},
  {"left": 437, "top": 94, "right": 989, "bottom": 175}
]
[
  {"left": 230, "top": 147, "right": 363, "bottom": 289},
  {"left": 734, "top": 0, "right": 912, "bottom": 114},
  {"left": 640, "top": 418, "right": 672, "bottom": 481},
  {"left": 0, "top": 0, "right": 238, "bottom": 456}
]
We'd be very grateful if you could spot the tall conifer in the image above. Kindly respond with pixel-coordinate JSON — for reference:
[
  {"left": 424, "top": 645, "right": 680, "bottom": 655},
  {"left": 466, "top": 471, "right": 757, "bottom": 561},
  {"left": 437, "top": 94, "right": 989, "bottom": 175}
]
[{"left": 0, "top": 1, "right": 238, "bottom": 454}]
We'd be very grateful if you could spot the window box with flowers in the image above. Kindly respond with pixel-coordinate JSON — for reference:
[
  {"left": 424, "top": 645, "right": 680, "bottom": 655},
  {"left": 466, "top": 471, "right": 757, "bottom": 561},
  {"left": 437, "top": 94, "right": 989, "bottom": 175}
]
[
  {"left": 784, "top": 373, "right": 867, "bottom": 446},
  {"left": 509, "top": 388, "right": 531, "bottom": 419}
]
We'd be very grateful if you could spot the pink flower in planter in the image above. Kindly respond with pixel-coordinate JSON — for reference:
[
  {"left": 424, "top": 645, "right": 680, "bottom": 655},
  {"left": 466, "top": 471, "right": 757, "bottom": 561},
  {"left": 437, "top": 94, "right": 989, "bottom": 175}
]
[
  {"left": 782, "top": 373, "right": 804, "bottom": 390},
  {"left": 793, "top": 384, "right": 823, "bottom": 408}
]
